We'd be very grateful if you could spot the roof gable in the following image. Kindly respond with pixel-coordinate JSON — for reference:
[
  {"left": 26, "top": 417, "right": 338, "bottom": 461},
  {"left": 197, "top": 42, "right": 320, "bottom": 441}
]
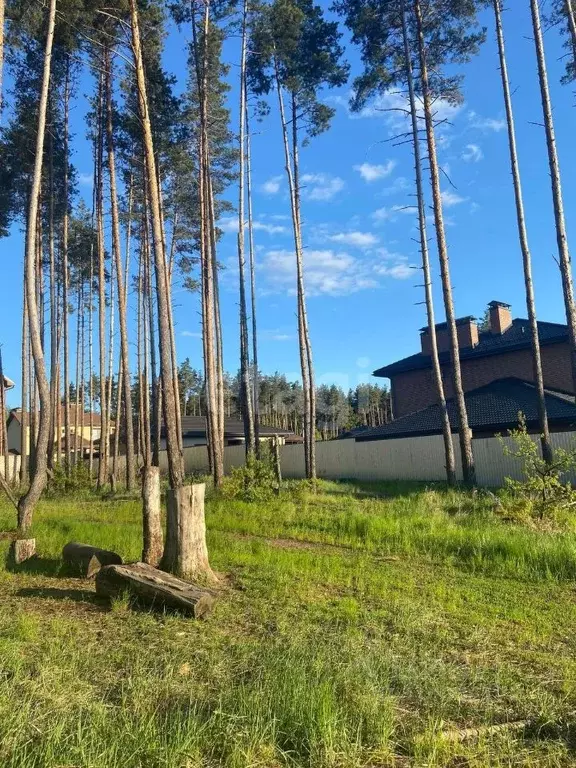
[{"left": 374, "top": 319, "right": 568, "bottom": 377}]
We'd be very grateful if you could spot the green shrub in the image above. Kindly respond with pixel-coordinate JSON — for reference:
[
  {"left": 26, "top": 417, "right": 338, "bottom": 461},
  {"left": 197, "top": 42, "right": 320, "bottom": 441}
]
[
  {"left": 220, "top": 452, "right": 278, "bottom": 503},
  {"left": 46, "top": 462, "right": 94, "bottom": 497},
  {"left": 499, "top": 415, "right": 576, "bottom": 519}
]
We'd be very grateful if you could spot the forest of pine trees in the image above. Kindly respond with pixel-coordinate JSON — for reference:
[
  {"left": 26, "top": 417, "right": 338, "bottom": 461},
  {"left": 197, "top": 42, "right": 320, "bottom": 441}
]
[{"left": 1, "top": 0, "right": 576, "bottom": 531}]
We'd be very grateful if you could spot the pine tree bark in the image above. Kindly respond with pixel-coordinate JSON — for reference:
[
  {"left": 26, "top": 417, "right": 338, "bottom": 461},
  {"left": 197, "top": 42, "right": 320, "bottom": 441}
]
[
  {"left": 237, "top": 0, "right": 256, "bottom": 457},
  {"left": 48, "top": 114, "right": 58, "bottom": 470},
  {"left": 20, "top": 281, "right": 29, "bottom": 486},
  {"left": 530, "top": 0, "right": 576, "bottom": 400},
  {"left": 17, "top": 0, "right": 57, "bottom": 530},
  {"left": 245, "top": 94, "right": 260, "bottom": 453},
  {"left": 105, "top": 47, "right": 135, "bottom": 490},
  {"left": 401, "top": 2, "right": 455, "bottom": 485},
  {"left": 62, "top": 59, "right": 71, "bottom": 471},
  {"left": 95, "top": 70, "right": 109, "bottom": 486},
  {"left": 414, "top": 0, "right": 475, "bottom": 485},
  {"left": 291, "top": 96, "right": 316, "bottom": 480},
  {"left": 129, "top": 0, "right": 183, "bottom": 492},
  {"left": 274, "top": 65, "right": 312, "bottom": 478},
  {"left": 564, "top": 0, "right": 576, "bottom": 64},
  {"left": 494, "top": 0, "right": 552, "bottom": 462}
]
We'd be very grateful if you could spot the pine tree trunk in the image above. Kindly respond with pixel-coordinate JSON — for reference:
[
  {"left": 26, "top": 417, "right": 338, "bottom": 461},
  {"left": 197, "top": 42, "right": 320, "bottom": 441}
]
[
  {"left": 291, "top": 96, "right": 316, "bottom": 480},
  {"left": 494, "top": 0, "right": 552, "bottom": 462},
  {"left": 530, "top": 0, "right": 576, "bottom": 399},
  {"left": 48, "top": 115, "right": 58, "bottom": 470},
  {"left": 401, "top": 2, "right": 455, "bottom": 485},
  {"left": 17, "top": 0, "right": 57, "bottom": 531},
  {"left": 95, "top": 71, "right": 108, "bottom": 486},
  {"left": 157, "top": 165, "right": 183, "bottom": 456},
  {"left": 74, "top": 284, "right": 82, "bottom": 462},
  {"left": 62, "top": 59, "right": 71, "bottom": 472},
  {"left": 0, "top": 0, "right": 4, "bottom": 112},
  {"left": 414, "top": 0, "right": 475, "bottom": 485},
  {"left": 237, "top": 0, "right": 256, "bottom": 457},
  {"left": 208, "top": 176, "right": 225, "bottom": 471},
  {"left": 0, "top": 348, "right": 9, "bottom": 481},
  {"left": 245, "top": 93, "right": 260, "bottom": 453},
  {"left": 20, "top": 280, "right": 29, "bottom": 486},
  {"left": 129, "top": 0, "right": 183, "bottom": 492},
  {"left": 565, "top": 0, "right": 576, "bottom": 64},
  {"left": 105, "top": 48, "right": 135, "bottom": 490},
  {"left": 273, "top": 67, "right": 312, "bottom": 479}
]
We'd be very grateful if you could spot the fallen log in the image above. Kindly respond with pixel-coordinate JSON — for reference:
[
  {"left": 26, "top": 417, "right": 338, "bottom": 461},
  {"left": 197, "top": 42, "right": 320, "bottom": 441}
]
[
  {"left": 95, "top": 562, "right": 215, "bottom": 618},
  {"left": 62, "top": 541, "right": 123, "bottom": 578},
  {"left": 440, "top": 720, "right": 528, "bottom": 743}
]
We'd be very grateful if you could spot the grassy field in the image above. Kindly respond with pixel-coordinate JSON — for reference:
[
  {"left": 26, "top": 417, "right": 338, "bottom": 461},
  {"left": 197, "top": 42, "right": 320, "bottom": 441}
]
[{"left": 1, "top": 480, "right": 576, "bottom": 766}]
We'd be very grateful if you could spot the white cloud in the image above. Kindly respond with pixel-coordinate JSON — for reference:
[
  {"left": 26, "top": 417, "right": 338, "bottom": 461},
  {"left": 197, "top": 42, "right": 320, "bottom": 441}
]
[
  {"left": 262, "top": 330, "right": 293, "bottom": 341},
  {"left": 260, "top": 246, "right": 412, "bottom": 296},
  {"left": 462, "top": 143, "right": 483, "bottom": 163},
  {"left": 378, "top": 263, "right": 413, "bottom": 280},
  {"left": 344, "top": 90, "right": 462, "bottom": 137},
  {"left": 381, "top": 176, "right": 411, "bottom": 197},
  {"left": 468, "top": 111, "right": 506, "bottom": 132},
  {"left": 301, "top": 173, "right": 345, "bottom": 201},
  {"left": 329, "top": 231, "right": 378, "bottom": 248},
  {"left": 441, "top": 190, "right": 466, "bottom": 207},
  {"left": 261, "top": 175, "right": 283, "bottom": 194},
  {"left": 79, "top": 172, "right": 93, "bottom": 186},
  {"left": 181, "top": 330, "right": 202, "bottom": 338},
  {"left": 354, "top": 160, "right": 396, "bottom": 182},
  {"left": 217, "top": 216, "right": 288, "bottom": 235},
  {"left": 372, "top": 204, "right": 416, "bottom": 222},
  {"left": 253, "top": 221, "right": 288, "bottom": 235}
]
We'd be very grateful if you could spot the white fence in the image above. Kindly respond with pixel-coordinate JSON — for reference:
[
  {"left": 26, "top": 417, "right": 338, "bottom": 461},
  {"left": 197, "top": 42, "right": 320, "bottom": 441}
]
[
  {"left": 175, "top": 431, "right": 576, "bottom": 487},
  {"left": 0, "top": 455, "right": 21, "bottom": 482}
]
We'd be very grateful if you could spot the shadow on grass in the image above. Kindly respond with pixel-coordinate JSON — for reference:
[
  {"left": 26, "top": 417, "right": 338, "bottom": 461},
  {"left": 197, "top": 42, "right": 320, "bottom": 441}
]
[
  {"left": 325, "top": 479, "right": 444, "bottom": 500},
  {"left": 6, "top": 555, "right": 63, "bottom": 577},
  {"left": 15, "top": 586, "right": 108, "bottom": 610}
]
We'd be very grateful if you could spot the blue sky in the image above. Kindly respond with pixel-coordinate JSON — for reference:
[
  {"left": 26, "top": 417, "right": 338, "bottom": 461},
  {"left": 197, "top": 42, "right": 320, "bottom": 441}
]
[{"left": 3, "top": 3, "right": 576, "bottom": 407}]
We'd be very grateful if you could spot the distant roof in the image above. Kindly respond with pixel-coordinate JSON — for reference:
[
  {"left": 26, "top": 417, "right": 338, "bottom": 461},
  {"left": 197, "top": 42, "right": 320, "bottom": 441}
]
[
  {"left": 9, "top": 405, "right": 101, "bottom": 425},
  {"left": 2, "top": 376, "right": 14, "bottom": 390},
  {"left": 356, "top": 378, "right": 576, "bottom": 441},
  {"left": 165, "top": 416, "right": 294, "bottom": 439},
  {"left": 374, "top": 318, "right": 569, "bottom": 378}
]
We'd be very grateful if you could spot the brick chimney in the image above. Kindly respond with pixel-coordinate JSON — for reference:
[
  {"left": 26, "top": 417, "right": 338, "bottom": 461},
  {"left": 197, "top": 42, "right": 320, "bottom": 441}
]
[
  {"left": 488, "top": 301, "right": 512, "bottom": 335},
  {"left": 421, "top": 316, "right": 478, "bottom": 355}
]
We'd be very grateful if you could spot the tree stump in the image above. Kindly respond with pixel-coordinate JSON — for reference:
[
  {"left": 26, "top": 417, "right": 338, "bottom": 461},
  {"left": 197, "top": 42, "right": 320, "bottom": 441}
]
[
  {"left": 62, "top": 541, "right": 123, "bottom": 578},
  {"left": 161, "top": 483, "right": 214, "bottom": 581},
  {"left": 95, "top": 562, "right": 215, "bottom": 618},
  {"left": 142, "top": 465, "right": 163, "bottom": 566},
  {"left": 10, "top": 538, "right": 36, "bottom": 564}
]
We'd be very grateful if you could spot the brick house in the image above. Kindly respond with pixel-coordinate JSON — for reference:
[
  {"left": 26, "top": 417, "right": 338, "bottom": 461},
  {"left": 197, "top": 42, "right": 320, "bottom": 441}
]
[{"left": 374, "top": 301, "right": 574, "bottom": 419}]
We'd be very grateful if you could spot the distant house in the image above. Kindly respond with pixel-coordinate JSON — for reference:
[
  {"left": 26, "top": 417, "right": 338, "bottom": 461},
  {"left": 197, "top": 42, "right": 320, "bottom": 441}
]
[
  {"left": 161, "top": 416, "right": 298, "bottom": 450},
  {"left": 7, "top": 405, "right": 107, "bottom": 456},
  {"left": 355, "top": 378, "right": 576, "bottom": 442},
  {"left": 375, "top": 301, "right": 575, "bottom": 419}
]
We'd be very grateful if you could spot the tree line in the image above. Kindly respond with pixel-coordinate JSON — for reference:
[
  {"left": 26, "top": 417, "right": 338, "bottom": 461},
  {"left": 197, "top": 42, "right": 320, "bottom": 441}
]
[{"left": 0, "top": 0, "right": 574, "bottom": 557}]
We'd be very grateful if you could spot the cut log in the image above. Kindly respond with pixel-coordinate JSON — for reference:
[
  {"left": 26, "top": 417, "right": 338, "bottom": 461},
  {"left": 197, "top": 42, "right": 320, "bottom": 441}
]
[
  {"left": 62, "top": 541, "right": 123, "bottom": 578},
  {"left": 142, "top": 465, "right": 163, "bottom": 566},
  {"left": 10, "top": 538, "right": 36, "bottom": 564},
  {"left": 161, "top": 483, "right": 215, "bottom": 581},
  {"left": 95, "top": 562, "right": 215, "bottom": 618}
]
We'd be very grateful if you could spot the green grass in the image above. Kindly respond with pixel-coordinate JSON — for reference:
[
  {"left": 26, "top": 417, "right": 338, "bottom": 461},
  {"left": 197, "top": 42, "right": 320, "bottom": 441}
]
[{"left": 1, "top": 480, "right": 576, "bottom": 766}]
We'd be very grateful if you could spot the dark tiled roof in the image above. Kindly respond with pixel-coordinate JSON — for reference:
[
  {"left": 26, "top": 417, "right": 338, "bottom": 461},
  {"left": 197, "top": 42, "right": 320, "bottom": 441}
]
[
  {"left": 165, "top": 416, "right": 293, "bottom": 438},
  {"left": 2, "top": 375, "right": 14, "bottom": 389},
  {"left": 356, "top": 378, "right": 576, "bottom": 441},
  {"left": 374, "top": 319, "right": 568, "bottom": 377}
]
